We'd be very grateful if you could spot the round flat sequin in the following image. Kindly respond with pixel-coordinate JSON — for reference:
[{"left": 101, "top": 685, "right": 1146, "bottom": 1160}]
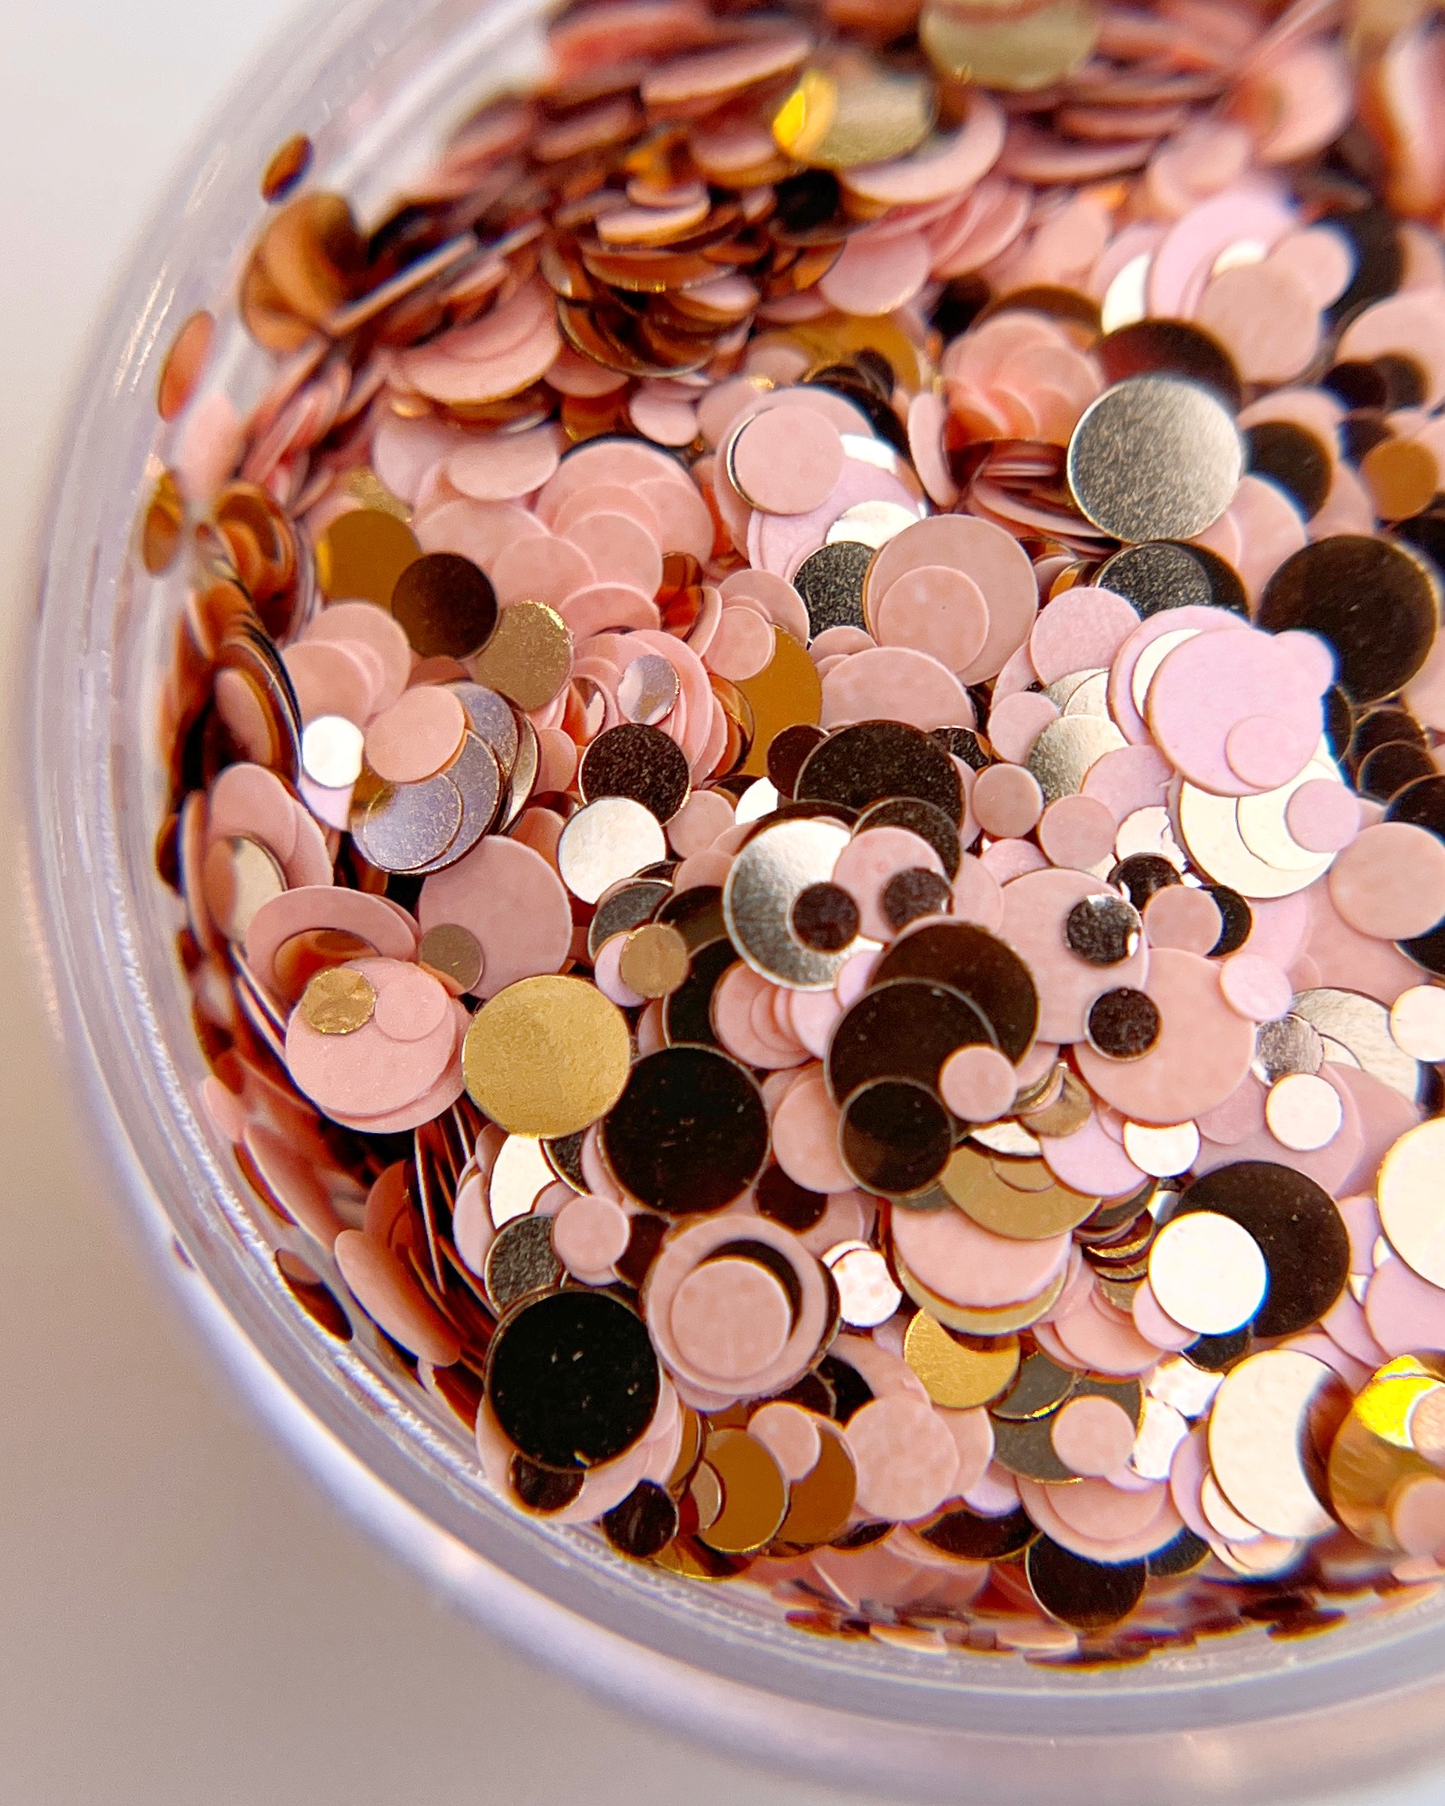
[
  {"left": 602, "top": 1046, "right": 769, "bottom": 1214},
  {"left": 1067, "top": 376, "right": 1243, "bottom": 544},
  {"left": 463, "top": 977, "right": 632, "bottom": 1137},
  {"left": 488, "top": 1290, "right": 660, "bottom": 1471},
  {"left": 390, "top": 553, "right": 498, "bottom": 659}
]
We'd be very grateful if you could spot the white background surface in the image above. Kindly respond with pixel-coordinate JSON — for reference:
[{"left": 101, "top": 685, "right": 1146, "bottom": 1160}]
[{"left": 0, "top": 6, "right": 1439, "bottom": 1804}]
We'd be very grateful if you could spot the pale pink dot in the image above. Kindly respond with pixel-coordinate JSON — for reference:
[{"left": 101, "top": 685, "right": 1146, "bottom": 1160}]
[
  {"left": 706, "top": 602, "right": 775, "bottom": 681},
  {"left": 1365, "top": 1257, "right": 1445, "bottom": 1358},
  {"left": 952, "top": 853, "right": 1005, "bottom": 932},
  {"left": 787, "top": 986, "right": 842, "bottom": 1059},
  {"left": 363, "top": 686, "right": 466, "bottom": 785},
  {"left": 1225, "top": 715, "right": 1309, "bottom": 791},
  {"left": 1286, "top": 779, "right": 1360, "bottom": 855},
  {"left": 1132, "top": 1279, "right": 1196, "bottom": 1352},
  {"left": 1050, "top": 1395, "right": 1137, "bottom": 1479},
  {"left": 1329, "top": 822, "right": 1445, "bottom": 941},
  {"left": 939, "top": 1044, "right": 1018, "bottom": 1123},
  {"left": 731, "top": 405, "right": 845, "bottom": 515},
  {"left": 979, "top": 838, "right": 1048, "bottom": 882},
  {"left": 1144, "top": 883, "right": 1222, "bottom": 956},
  {"left": 1039, "top": 1113, "right": 1146, "bottom": 1198},
  {"left": 1037, "top": 794, "right": 1115, "bottom": 871},
  {"left": 564, "top": 510, "right": 663, "bottom": 597},
  {"left": 667, "top": 787, "right": 735, "bottom": 857},
  {"left": 673, "top": 847, "right": 733, "bottom": 892},
  {"left": 552, "top": 1193, "right": 630, "bottom": 1278},
  {"left": 844, "top": 1395, "right": 960, "bottom": 1522},
  {"left": 748, "top": 1401, "right": 823, "bottom": 1482},
  {"left": 832, "top": 825, "right": 944, "bottom": 943},
  {"left": 535, "top": 725, "right": 578, "bottom": 793},
  {"left": 1028, "top": 585, "right": 1140, "bottom": 685},
  {"left": 371, "top": 963, "right": 450, "bottom": 1042},
  {"left": 1391, "top": 1475, "right": 1445, "bottom": 1558},
  {"left": 771, "top": 1068, "right": 852, "bottom": 1194},
  {"left": 835, "top": 949, "right": 880, "bottom": 1008},
  {"left": 1219, "top": 953, "right": 1293, "bottom": 1022},
  {"left": 874, "top": 566, "right": 990, "bottom": 672},
  {"left": 963, "top": 1462, "right": 1020, "bottom": 1516},
  {"left": 594, "top": 934, "right": 645, "bottom": 1008},
  {"left": 818, "top": 227, "right": 932, "bottom": 317},
  {"left": 670, "top": 1257, "right": 792, "bottom": 1384},
  {"left": 973, "top": 763, "right": 1044, "bottom": 839},
  {"left": 987, "top": 690, "right": 1059, "bottom": 764}
]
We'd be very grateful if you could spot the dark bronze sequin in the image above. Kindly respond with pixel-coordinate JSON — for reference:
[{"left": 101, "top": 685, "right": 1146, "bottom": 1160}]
[
  {"left": 390, "top": 552, "right": 498, "bottom": 659},
  {"left": 656, "top": 883, "right": 728, "bottom": 952},
  {"left": 1183, "top": 1326, "right": 1253, "bottom": 1371},
  {"left": 1204, "top": 885, "right": 1252, "bottom": 957},
  {"left": 827, "top": 977, "right": 993, "bottom": 1103},
  {"left": 615, "top": 1212, "right": 667, "bottom": 1291},
  {"left": 767, "top": 723, "right": 828, "bottom": 798},
  {"left": 543, "top": 1130, "right": 587, "bottom": 1192},
  {"left": 1386, "top": 772, "right": 1445, "bottom": 842},
  {"left": 1066, "top": 894, "right": 1142, "bottom": 966},
  {"left": 839, "top": 1077, "right": 952, "bottom": 1195},
  {"left": 797, "top": 721, "right": 964, "bottom": 823},
  {"left": 581, "top": 722, "right": 691, "bottom": 823},
  {"left": 587, "top": 878, "right": 672, "bottom": 962},
  {"left": 1094, "top": 540, "right": 1248, "bottom": 619},
  {"left": 663, "top": 936, "right": 737, "bottom": 1047},
  {"left": 992, "top": 1351, "right": 1077, "bottom": 1421},
  {"left": 1147, "top": 1528, "right": 1211, "bottom": 1577},
  {"left": 487, "top": 1290, "right": 660, "bottom": 1471},
  {"left": 1245, "top": 420, "right": 1331, "bottom": 519},
  {"left": 510, "top": 1453, "right": 586, "bottom": 1513},
  {"left": 1257, "top": 536, "right": 1439, "bottom": 704},
  {"left": 791, "top": 881, "right": 860, "bottom": 951},
  {"left": 1358, "top": 740, "right": 1435, "bottom": 801},
  {"left": 1109, "top": 854, "right": 1181, "bottom": 910},
  {"left": 1027, "top": 1538, "right": 1147, "bottom": 1630},
  {"left": 755, "top": 1164, "right": 828, "bottom": 1231},
  {"left": 1087, "top": 988, "right": 1161, "bottom": 1060},
  {"left": 602, "top": 1045, "right": 769, "bottom": 1214},
  {"left": 603, "top": 1480, "right": 679, "bottom": 1557},
  {"left": 920, "top": 1503, "right": 1036, "bottom": 1561},
  {"left": 1098, "top": 318, "right": 1243, "bottom": 412},
  {"left": 1327, "top": 206, "right": 1403, "bottom": 325},
  {"left": 794, "top": 541, "right": 872, "bottom": 635},
  {"left": 856, "top": 796, "right": 963, "bottom": 879},
  {"left": 1165, "top": 1162, "right": 1348, "bottom": 1338},
  {"left": 882, "top": 867, "right": 953, "bottom": 932},
  {"left": 869, "top": 921, "right": 1038, "bottom": 1063},
  {"left": 991, "top": 1411, "right": 1076, "bottom": 1483},
  {"left": 931, "top": 725, "right": 993, "bottom": 772},
  {"left": 485, "top": 1213, "right": 564, "bottom": 1314},
  {"left": 1352, "top": 706, "right": 1427, "bottom": 763}
]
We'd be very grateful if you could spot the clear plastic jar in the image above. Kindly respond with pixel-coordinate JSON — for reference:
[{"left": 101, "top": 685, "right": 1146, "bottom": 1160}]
[{"left": 23, "top": 0, "right": 1445, "bottom": 1798}]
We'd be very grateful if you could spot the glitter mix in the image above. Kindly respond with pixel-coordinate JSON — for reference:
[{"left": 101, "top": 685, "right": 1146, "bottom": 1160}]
[{"left": 146, "top": 0, "right": 1445, "bottom": 1661}]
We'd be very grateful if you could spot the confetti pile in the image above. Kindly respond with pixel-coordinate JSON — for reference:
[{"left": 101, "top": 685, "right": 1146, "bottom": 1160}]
[{"left": 145, "top": 0, "right": 1445, "bottom": 1659}]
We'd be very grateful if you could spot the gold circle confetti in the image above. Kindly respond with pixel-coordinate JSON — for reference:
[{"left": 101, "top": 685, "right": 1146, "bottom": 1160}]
[
  {"left": 618, "top": 922, "right": 690, "bottom": 998},
  {"left": 467, "top": 600, "right": 573, "bottom": 711},
  {"left": 300, "top": 966, "right": 376, "bottom": 1035},
  {"left": 463, "top": 975, "right": 632, "bottom": 1137},
  {"left": 903, "top": 1311, "right": 1020, "bottom": 1408},
  {"left": 314, "top": 509, "right": 421, "bottom": 607}
]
